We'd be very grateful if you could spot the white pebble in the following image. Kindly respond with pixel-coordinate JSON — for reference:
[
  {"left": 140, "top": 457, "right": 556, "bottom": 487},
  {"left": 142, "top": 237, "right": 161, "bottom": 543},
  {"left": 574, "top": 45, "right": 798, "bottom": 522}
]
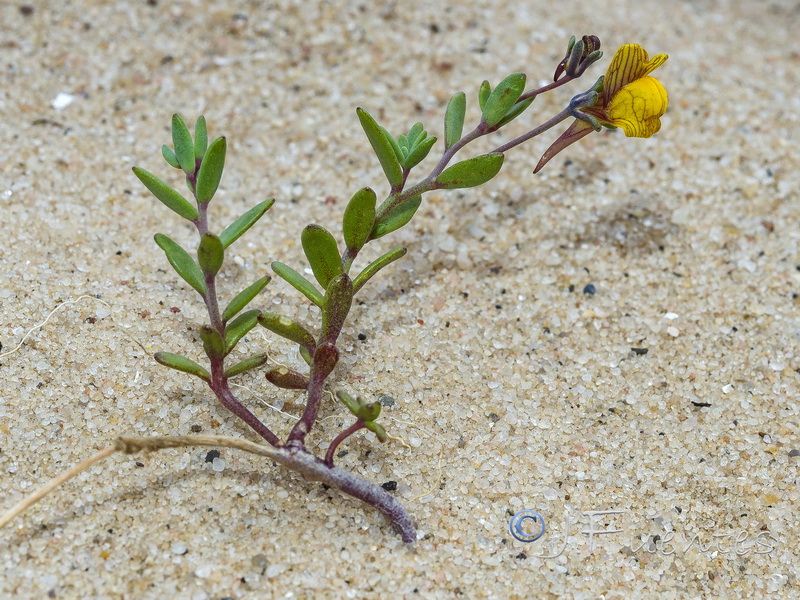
[
  {"left": 171, "top": 541, "right": 187, "bottom": 555},
  {"left": 212, "top": 457, "right": 226, "bottom": 472}
]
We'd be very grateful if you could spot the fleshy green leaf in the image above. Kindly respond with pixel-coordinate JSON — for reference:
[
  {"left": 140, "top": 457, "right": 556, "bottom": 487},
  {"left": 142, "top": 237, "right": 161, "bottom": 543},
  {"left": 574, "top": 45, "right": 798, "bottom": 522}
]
[
  {"left": 301, "top": 224, "right": 342, "bottom": 289},
  {"left": 194, "top": 116, "right": 208, "bottom": 160},
  {"left": 478, "top": 80, "right": 492, "bottom": 111},
  {"left": 357, "top": 108, "right": 403, "bottom": 189},
  {"left": 154, "top": 351, "right": 210, "bottom": 382},
  {"left": 171, "top": 114, "right": 196, "bottom": 175},
  {"left": 225, "top": 353, "right": 269, "bottom": 378},
  {"left": 352, "top": 246, "right": 407, "bottom": 293},
  {"left": 224, "top": 309, "right": 259, "bottom": 354},
  {"left": 496, "top": 96, "right": 535, "bottom": 128},
  {"left": 223, "top": 276, "right": 271, "bottom": 322},
  {"left": 154, "top": 233, "right": 206, "bottom": 295},
  {"left": 162, "top": 145, "right": 180, "bottom": 169},
  {"left": 271, "top": 261, "right": 324, "bottom": 307},
  {"left": 406, "top": 122, "right": 424, "bottom": 147},
  {"left": 195, "top": 137, "right": 226, "bottom": 204},
  {"left": 444, "top": 91, "right": 467, "bottom": 150},
  {"left": 370, "top": 196, "right": 422, "bottom": 239},
  {"left": 403, "top": 136, "right": 437, "bottom": 170},
  {"left": 199, "top": 325, "right": 225, "bottom": 359},
  {"left": 265, "top": 367, "right": 309, "bottom": 390},
  {"left": 342, "top": 187, "right": 376, "bottom": 251},
  {"left": 132, "top": 167, "right": 199, "bottom": 221},
  {"left": 436, "top": 152, "right": 504, "bottom": 189},
  {"left": 336, "top": 390, "right": 361, "bottom": 415},
  {"left": 219, "top": 198, "right": 275, "bottom": 249},
  {"left": 482, "top": 73, "right": 527, "bottom": 128},
  {"left": 258, "top": 312, "right": 316, "bottom": 354},
  {"left": 380, "top": 126, "right": 405, "bottom": 164},
  {"left": 321, "top": 274, "right": 353, "bottom": 341},
  {"left": 365, "top": 420, "right": 388, "bottom": 442},
  {"left": 197, "top": 232, "right": 224, "bottom": 277},
  {"left": 299, "top": 345, "right": 313, "bottom": 366}
]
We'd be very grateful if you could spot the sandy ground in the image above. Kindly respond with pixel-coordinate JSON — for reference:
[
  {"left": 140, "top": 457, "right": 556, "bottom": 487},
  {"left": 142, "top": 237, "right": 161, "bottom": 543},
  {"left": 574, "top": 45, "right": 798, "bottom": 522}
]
[{"left": 1, "top": 0, "right": 798, "bottom": 598}]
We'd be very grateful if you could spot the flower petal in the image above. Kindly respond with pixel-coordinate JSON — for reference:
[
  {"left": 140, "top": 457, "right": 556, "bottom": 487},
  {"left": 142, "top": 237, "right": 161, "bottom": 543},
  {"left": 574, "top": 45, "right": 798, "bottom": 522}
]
[
  {"left": 602, "top": 44, "right": 668, "bottom": 105},
  {"left": 605, "top": 76, "right": 668, "bottom": 138}
]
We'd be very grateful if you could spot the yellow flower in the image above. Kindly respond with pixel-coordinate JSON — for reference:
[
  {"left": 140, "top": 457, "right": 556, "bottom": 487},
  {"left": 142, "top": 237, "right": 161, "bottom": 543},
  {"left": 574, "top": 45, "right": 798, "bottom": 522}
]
[{"left": 535, "top": 44, "right": 668, "bottom": 173}]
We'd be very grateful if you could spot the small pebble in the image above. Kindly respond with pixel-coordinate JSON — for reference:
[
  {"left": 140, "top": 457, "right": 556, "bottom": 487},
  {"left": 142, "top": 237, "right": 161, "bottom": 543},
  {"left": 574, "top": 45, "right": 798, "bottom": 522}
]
[
  {"left": 583, "top": 284, "right": 596, "bottom": 295},
  {"left": 788, "top": 449, "right": 799, "bottom": 457},
  {"left": 170, "top": 541, "right": 187, "bottom": 555},
  {"left": 381, "top": 480, "right": 398, "bottom": 491},
  {"left": 204, "top": 450, "right": 220, "bottom": 463}
]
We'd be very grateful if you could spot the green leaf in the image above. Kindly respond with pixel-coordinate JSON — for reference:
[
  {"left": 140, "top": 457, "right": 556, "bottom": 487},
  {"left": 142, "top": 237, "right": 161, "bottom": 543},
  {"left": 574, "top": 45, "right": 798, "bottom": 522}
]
[
  {"left": 224, "top": 309, "right": 259, "bottom": 354},
  {"left": 132, "top": 167, "right": 199, "bottom": 221},
  {"left": 342, "top": 187, "right": 376, "bottom": 251},
  {"left": 197, "top": 232, "right": 224, "bottom": 277},
  {"left": 265, "top": 367, "right": 309, "bottom": 390},
  {"left": 161, "top": 145, "right": 180, "bottom": 169},
  {"left": 321, "top": 274, "right": 353, "bottom": 341},
  {"left": 271, "top": 261, "right": 324, "bottom": 307},
  {"left": 357, "top": 108, "right": 403, "bottom": 189},
  {"left": 496, "top": 96, "right": 535, "bottom": 128},
  {"left": 352, "top": 246, "right": 407, "bottom": 293},
  {"left": 379, "top": 126, "right": 405, "bottom": 164},
  {"left": 258, "top": 312, "right": 316, "bottom": 354},
  {"left": 301, "top": 224, "right": 342, "bottom": 289},
  {"left": 194, "top": 116, "right": 208, "bottom": 160},
  {"left": 171, "top": 114, "right": 196, "bottom": 175},
  {"left": 336, "top": 390, "right": 361, "bottom": 415},
  {"left": 223, "top": 276, "right": 271, "bottom": 322},
  {"left": 403, "top": 136, "right": 437, "bottom": 170},
  {"left": 436, "top": 152, "right": 504, "bottom": 189},
  {"left": 370, "top": 196, "right": 421, "bottom": 239},
  {"left": 406, "top": 122, "right": 424, "bottom": 147},
  {"left": 365, "top": 420, "right": 388, "bottom": 442},
  {"left": 482, "top": 73, "right": 527, "bottom": 128},
  {"left": 478, "top": 80, "right": 491, "bottom": 111},
  {"left": 219, "top": 199, "right": 275, "bottom": 249},
  {"left": 360, "top": 401, "right": 382, "bottom": 422},
  {"left": 299, "top": 346, "right": 312, "bottom": 366},
  {"left": 225, "top": 353, "right": 269, "bottom": 378},
  {"left": 199, "top": 325, "right": 225, "bottom": 359},
  {"left": 195, "top": 137, "right": 226, "bottom": 204},
  {"left": 154, "top": 351, "right": 210, "bottom": 382},
  {"left": 444, "top": 91, "right": 467, "bottom": 150},
  {"left": 154, "top": 233, "right": 206, "bottom": 295}
]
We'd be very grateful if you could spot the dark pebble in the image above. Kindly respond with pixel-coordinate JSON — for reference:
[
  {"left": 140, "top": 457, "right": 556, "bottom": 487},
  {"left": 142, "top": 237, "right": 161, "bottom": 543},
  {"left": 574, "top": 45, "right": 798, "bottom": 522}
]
[
  {"left": 631, "top": 347, "right": 649, "bottom": 355},
  {"left": 357, "top": 333, "right": 367, "bottom": 341},
  {"left": 515, "top": 552, "right": 527, "bottom": 560},
  {"left": 583, "top": 283, "right": 596, "bottom": 295},
  {"left": 381, "top": 480, "right": 398, "bottom": 491},
  {"left": 204, "top": 450, "right": 220, "bottom": 463},
  {"left": 789, "top": 449, "right": 800, "bottom": 457}
]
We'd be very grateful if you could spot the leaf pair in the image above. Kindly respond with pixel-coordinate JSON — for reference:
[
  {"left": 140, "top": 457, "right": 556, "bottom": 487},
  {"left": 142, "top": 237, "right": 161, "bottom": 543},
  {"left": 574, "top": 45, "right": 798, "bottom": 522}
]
[
  {"left": 133, "top": 114, "right": 228, "bottom": 221},
  {"left": 478, "top": 73, "right": 534, "bottom": 129},
  {"left": 383, "top": 122, "right": 438, "bottom": 171},
  {"left": 336, "top": 391, "right": 387, "bottom": 442}
]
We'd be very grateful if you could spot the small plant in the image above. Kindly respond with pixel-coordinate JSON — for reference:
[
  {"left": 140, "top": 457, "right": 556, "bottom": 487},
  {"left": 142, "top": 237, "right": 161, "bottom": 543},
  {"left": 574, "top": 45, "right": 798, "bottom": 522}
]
[{"left": 1, "top": 38, "right": 668, "bottom": 542}]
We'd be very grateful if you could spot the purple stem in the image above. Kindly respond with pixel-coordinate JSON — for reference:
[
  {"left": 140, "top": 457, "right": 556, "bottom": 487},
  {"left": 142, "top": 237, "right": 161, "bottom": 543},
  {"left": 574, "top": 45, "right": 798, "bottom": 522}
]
[{"left": 325, "top": 420, "right": 365, "bottom": 466}]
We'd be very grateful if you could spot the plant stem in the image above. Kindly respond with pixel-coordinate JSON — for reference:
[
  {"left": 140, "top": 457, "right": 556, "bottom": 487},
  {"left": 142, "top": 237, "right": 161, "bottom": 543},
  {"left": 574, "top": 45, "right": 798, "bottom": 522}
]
[
  {"left": 325, "top": 420, "right": 365, "bottom": 466},
  {"left": 0, "top": 435, "right": 416, "bottom": 543},
  {"left": 491, "top": 107, "right": 571, "bottom": 154}
]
